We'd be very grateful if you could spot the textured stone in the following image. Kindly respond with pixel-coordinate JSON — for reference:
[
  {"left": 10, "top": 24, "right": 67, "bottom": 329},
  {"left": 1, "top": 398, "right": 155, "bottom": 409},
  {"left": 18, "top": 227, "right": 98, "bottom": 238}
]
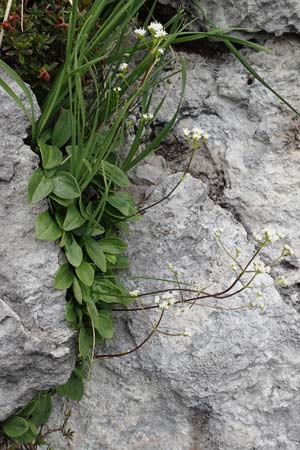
[
  {"left": 48, "top": 175, "right": 300, "bottom": 450},
  {"left": 158, "top": 0, "right": 300, "bottom": 35},
  {"left": 0, "top": 72, "right": 75, "bottom": 421},
  {"left": 153, "top": 37, "right": 300, "bottom": 310}
]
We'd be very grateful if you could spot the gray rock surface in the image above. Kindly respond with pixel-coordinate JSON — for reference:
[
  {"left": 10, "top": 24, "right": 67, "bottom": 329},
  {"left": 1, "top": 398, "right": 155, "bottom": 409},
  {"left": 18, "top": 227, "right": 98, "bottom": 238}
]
[
  {"left": 158, "top": 0, "right": 300, "bottom": 35},
  {"left": 48, "top": 174, "right": 300, "bottom": 450},
  {"left": 154, "top": 37, "right": 300, "bottom": 310},
  {"left": 0, "top": 72, "right": 75, "bottom": 421}
]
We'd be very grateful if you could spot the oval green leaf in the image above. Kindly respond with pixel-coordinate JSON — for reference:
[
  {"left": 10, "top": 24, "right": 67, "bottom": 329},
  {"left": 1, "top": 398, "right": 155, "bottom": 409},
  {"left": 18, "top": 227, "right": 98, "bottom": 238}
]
[
  {"left": 28, "top": 168, "right": 54, "bottom": 204},
  {"left": 56, "top": 373, "right": 84, "bottom": 401},
  {"left": 100, "top": 161, "right": 130, "bottom": 187},
  {"left": 75, "top": 261, "right": 94, "bottom": 287},
  {"left": 63, "top": 205, "right": 86, "bottom": 231},
  {"left": 53, "top": 172, "right": 81, "bottom": 199},
  {"left": 65, "top": 234, "right": 83, "bottom": 267},
  {"left": 52, "top": 109, "right": 72, "bottom": 148},
  {"left": 98, "top": 237, "right": 127, "bottom": 255},
  {"left": 96, "top": 314, "right": 114, "bottom": 339},
  {"left": 39, "top": 140, "right": 63, "bottom": 169},
  {"left": 3, "top": 416, "right": 28, "bottom": 438},
  {"left": 73, "top": 277, "right": 83, "bottom": 304},
  {"left": 35, "top": 211, "right": 62, "bottom": 241},
  {"left": 54, "top": 263, "right": 74, "bottom": 290},
  {"left": 85, "top": 238, "right": 107, "bottom": 272}
]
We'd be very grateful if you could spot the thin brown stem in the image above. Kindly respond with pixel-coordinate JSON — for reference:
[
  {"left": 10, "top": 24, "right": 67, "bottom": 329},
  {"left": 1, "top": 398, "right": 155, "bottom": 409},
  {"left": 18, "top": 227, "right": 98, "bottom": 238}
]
[{"left": 94, "top": 310, "right": 164, "bottom": 359}]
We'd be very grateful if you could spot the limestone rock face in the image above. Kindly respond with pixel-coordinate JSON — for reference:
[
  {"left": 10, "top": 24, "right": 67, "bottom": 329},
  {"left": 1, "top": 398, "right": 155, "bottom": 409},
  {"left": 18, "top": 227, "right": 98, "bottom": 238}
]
[
  {"left": 158, "top": 0, "right": 300, "bottom": 35},
  {"left": 0, "top": 72, "right": 75, "bottom": 421},
  {"left": 152, "top": 37, "right": 300, "bottom": 310},
  {"left": 49, "top": 175, "right": 300, "bottom": 450}
]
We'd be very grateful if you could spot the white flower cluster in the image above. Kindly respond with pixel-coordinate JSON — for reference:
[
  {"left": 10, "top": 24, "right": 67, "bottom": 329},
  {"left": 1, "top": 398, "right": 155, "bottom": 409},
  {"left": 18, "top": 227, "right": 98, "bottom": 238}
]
[
  {"left": 183, "top": 126, "right": 209, "bottom": 147},
  {"left": 248, "top": 302, "right": 266, "bottom": 310},
  {"left": 129, "top": 289, "right": 141, "bottom": 297},
  {"left": 142, "top": 112, "right": 154, "bottom": 121},
  {"left": 281, "top": 244, "right": 294, "bottom": 257},
  {"left": 253, "top": 228, "right": 284, "bottom": 245},
  {"left": 134, "top": 22, "right": 168, "bottom": 40},
  {"left": 253, "top": 261, "right": 271, "bottom": 274},
  {"left": 118, "top": 62, "right": 128, "bottom": 74},
  {"left": 148, "top": 22, "right": 168, "bottom": 39},
  {"left": 155, "top": 293, "right": 177, "bottom": 310},
  {"left": 274, "top": 275, "right": 288, "bottom": 287}
]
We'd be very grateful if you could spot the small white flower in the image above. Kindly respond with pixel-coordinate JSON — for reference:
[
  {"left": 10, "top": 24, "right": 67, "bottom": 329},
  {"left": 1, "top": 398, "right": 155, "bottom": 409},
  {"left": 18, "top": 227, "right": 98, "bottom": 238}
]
[
  {"left": 256, "top": 291, "right": 263, "bottom": 298},
  {"left": 192, "top": 126, "right": 204, "bottom": 141},
  {"left": 113, "top": 87, "right": 121, "bottom": 93},
  {"left": 169, "top": 298, "right": 176, "bottom": 306},
  {"left": 258, "top": 303, "right": 266, "bottom": 311},
  {"left": 159, "top": 301, "right": 169, "bottom": 310},
  {"left": 142, "top": 112, "right": 154, "bottom": 121},
  {"left": 262, "top": 228, "right": 282, "bottom": 244},
  {"left": 182, "top": 128, "right": 190, "bottom": 139},
  {"left": 162, "top": 293, "right": 172, "bottom": 301},
  {"left": 167, "top": 263, "right": 174, "bottom": 270},
  {"left": 274, "top": 275, "right": 288, "bottom": 287},
  {"left": 154, "top": 295, "right": 160, "bottom": 304},
  {"left": 181, "top": 328, "right": 191, "bottom": 337},
  {"left": 134, "top": 27, "right": 146, "bottom": 39},
  {"left": 248, "top": 302, "right": 257, "bottom": 308},
  {"left": 129, "top": 289, "right": 140, "bottom": 297},
  {"left": 281, "top": 244, "right": 294, "bottom": 257},
  {"left": 253, "top": 261, "right": 271, "bottom": 274},
  {"left": 118, "top": 62, "right": 128, "bottom": 73},
  {"left": 154, "top": 29, "right": 167, "bottom": 38},
  {"left": 157, "top": 48, "right": 165, "bottom": 55}
]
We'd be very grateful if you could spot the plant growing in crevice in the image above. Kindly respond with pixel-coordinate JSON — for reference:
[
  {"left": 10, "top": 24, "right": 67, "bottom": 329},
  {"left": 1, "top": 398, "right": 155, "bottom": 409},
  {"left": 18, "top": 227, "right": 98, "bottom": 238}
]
[{"left": 0, "top": 0, "right": 298, "bottom": 447}]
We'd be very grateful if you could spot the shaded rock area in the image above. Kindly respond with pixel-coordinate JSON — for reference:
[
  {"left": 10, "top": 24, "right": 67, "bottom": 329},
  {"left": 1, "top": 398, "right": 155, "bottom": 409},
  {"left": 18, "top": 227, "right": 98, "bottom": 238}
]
[
  {"left": 158, "top": 0, "right": 300, "bottom": 35},
  {"left": 49, "top": 175, "right": 300, "bottom": 450},
  {"left": 0, "top": 72, "right": 75, "bottom": 421}
]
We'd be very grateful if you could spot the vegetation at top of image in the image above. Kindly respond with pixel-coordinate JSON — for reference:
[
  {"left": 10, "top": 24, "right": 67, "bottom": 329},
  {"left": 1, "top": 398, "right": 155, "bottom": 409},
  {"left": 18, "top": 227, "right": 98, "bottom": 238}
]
[{"left": 0, "top": 0, "right": 298, "bottom": 448}]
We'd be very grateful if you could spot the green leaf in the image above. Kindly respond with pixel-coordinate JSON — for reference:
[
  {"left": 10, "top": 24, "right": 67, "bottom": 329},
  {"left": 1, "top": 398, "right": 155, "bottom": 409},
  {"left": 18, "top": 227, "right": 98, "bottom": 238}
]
[
  {"left": 90, "top": 223, "right": 105, "bottom": 237},
  {"left": 35, "top": 211, "right": 62, "bottom": 241},
  {"left": 50, "top": 194, "right": 74, "bottom": 207},
  {"left": 3, "top": 416, "right": 28, "bottom": 438},
  {"left": 78, "top": 326, "right": 92, "bottom": 358},
  {"left": 30, "top": 394, "right": 52, "bottom": 428},
  {"left": 72, "top": 277, "right": 83, "bottom": 304},
  {"left": 107, "top": 192, "right": 132, "bottom": 216},
  {"left": 56, "top": 373, "right": 84, "bottom": 401},
  {"left": 28, "top": 168, "right": 54, "bottom": 204},
  {"left": 65, "top": 300, "right": 77, "bottom": 323},
  {"left": 92, "top": 280, "right": 126, "bottom": 304},
  {"left": 75, "top": 261, "right": 95, "bottom": 287},
  {"left": 87, "top": 299, "right": 99, "bottom": 326},
  {"left": 18, "top": 399, "right": 38, "bottom": 418},
  {"left": 54, "top": 263, "right": 74, "bottom": 290},
  {"left": 39, "top": 140, "right": 63, "bottom": 169},
  {"left": 53, "top": 172, "right": 81, "bottom": 199},
  {"left": 98, "top": 237, "right": 127, "bottom": 254},
  {"left": 63, "top": 205, "right": 86, "bottom": 231},
  {"left": 65, "top": 234, "right": 83, "bottom": 267},
  {"left": 52, "top": 109, "right": 72, "bottom": 148},
  {"left": 99, "top": 161, "right": 130, "bottom": 187},
  {"left": 85, "top": 238, "right": 107, "bottom": 272},
  {"left": 15, "top": 420, "right": 38, "bottom": 444},
  {"left": 96, "top": 314, "right": 114, "bottom": 339}
]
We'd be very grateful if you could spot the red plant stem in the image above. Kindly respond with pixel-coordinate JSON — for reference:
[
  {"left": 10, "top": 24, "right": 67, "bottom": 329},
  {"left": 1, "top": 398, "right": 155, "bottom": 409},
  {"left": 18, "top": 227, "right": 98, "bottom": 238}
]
[{"left": 94, "top": 310, "right": 164, "bottom": 359}]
